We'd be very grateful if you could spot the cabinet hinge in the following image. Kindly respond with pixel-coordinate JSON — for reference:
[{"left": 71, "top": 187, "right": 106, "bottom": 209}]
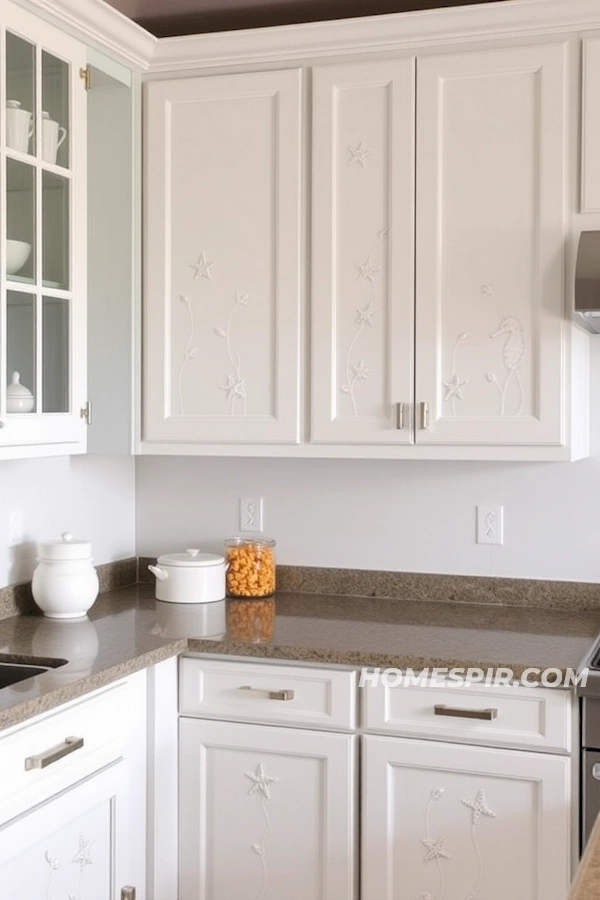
[
  {"left": 80, "top": 400, "right": 92, "bottom": 425},
  {"left": 79, "top": 65, "right": 91, "bottom": 91}
]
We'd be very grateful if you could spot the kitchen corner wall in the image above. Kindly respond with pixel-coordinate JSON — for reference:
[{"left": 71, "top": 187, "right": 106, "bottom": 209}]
[
  {"left": 136, "top": 341, "right": 600, "bottom": 584},
  {"left": 0, "top": 456, "right": 135, "bottom": 588}
]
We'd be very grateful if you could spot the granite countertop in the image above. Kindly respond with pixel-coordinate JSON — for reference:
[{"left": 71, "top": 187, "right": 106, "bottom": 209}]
[
  {"left": 1, "top": 583, "right": 600, "bottom": 731},
  {"left": 570, "top": 815, "right": 600, "bottom": 900}
]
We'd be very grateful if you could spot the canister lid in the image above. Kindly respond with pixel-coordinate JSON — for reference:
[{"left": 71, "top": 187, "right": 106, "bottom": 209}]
[
  {"left": 38, "top": 532, "right": 92, "bottom": 560},
  {"left": 156, "top": 548, "right": 225, "bottom": 568}
]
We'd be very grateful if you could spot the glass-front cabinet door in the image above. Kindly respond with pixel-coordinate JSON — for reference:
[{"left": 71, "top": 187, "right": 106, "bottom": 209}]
[{"left": 0, "top": 2, "right": 87, "bottom": 457}]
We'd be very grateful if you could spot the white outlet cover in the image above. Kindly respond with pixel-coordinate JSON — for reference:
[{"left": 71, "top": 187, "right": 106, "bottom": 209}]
[
  {"left": 240, "top": 497, "right": 263, "bottom": 533},
  {"left": 476, "top": 504, "right": 504, "bottom": 545}
]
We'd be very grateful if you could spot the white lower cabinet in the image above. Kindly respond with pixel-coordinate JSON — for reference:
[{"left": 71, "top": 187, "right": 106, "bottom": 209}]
[
  {"left": 362, "top": 735, "right": 571, "bottom": 900},
  {"left": 0, "top": 760, "right": 135, "bottom": 899},
  {"left": 179, "top": 717, "right": 356, "bottom": 900},
  {"left": 0, "top": 672, "right": 147, "bottom": 900}
]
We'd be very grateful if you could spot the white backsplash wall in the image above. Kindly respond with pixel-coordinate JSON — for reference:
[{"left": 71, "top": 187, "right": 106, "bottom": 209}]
[
  {"left": 136, "top": 343, "right": 600, "bottom": 583},
  {"left": 0, "top": 455, "right": 135, "bottom": 588}
]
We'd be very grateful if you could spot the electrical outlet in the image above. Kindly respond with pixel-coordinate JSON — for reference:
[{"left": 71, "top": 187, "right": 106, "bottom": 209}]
[
  {"left": 240, "top": 497, "right": 263, "bottom": 533},
  {"left": 476, "top": 504, "right": 504, "bottom": 545},
  {"left": 8, "top": 509, "right": 24, "bottom": 547}
]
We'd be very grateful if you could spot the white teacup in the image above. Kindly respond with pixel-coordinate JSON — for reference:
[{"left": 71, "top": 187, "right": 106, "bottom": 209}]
[
  {"left": 6, "top": 100, "right": 33, "bottom": 154},
  {"left": 42, "top": 111, "right": 67, "bottom": 165}
]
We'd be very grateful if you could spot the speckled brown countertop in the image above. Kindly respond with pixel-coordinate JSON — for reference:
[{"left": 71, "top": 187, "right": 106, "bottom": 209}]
[
  {"left": 570, "top": 814, "right": 600, "bottom": 900},
  {"left": 1, "top": 583, "right": 600, "bottom": 732}
]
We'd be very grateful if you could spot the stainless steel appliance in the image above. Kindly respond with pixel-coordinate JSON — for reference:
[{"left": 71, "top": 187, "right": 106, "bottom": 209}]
[{"left": 580, "top": 645, "right": 600, "bottom": 849}]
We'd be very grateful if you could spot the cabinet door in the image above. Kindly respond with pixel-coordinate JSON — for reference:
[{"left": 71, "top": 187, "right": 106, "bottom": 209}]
[
  {"left": 362, "top": 735, "right": 571, "bottom": 900},
  {"left": 0, "top": 3, "right": 87, "bottom": 457},
  {"left": 144, "top": 69, "right": 302, "bottom": 444},
  {"left": 312, "top": 59, "right": 415, "bottom": 444},
  {"left": 0, "top": 761, "right": 139, "bottom": 900},
  {"left": 180, "top": 718, "right": 356, "bottom": 899},
  {"left": 416, "top": 44, "right": 567, "bottom": 446}
]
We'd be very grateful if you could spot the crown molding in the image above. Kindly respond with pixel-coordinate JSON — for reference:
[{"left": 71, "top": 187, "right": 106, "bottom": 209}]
[
  {"left": 8, "top": 0, "right": 600, "bottom": 75},
  {"left": 11, "top": 0, "right": 156, "bottom": 70},
  {"left": 149, "top": 0, "right": 600, "bottom": 74}
]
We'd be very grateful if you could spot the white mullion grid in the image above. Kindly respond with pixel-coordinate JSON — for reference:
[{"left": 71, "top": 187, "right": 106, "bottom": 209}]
[
  {"left": 0, "top": 22, "right": 6, "bottom": 422},
  {"left": 34, "top": 39, "right": 42, "bottom": 416}
]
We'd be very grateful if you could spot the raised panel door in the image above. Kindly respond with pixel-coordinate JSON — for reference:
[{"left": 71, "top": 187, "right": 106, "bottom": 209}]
[
  {"left": 415, "top": 43, "right": 567, "bottom": 446},
  {"left": 179, "top": 718, "right": 356, "bottom": 899},
  {"left": 144, "top": 69, "right": 302, "bottom": 444},
  {"left": 362, "top": 735, "right": 571, "bottom": 900},
  {"left": 312, "top": 59, "right": 415, "bottom": 444}
]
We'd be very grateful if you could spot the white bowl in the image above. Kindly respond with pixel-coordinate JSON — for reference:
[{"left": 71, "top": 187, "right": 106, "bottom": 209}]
[{"left": 6, "top": 239, "right": 31, "bottom": 275}]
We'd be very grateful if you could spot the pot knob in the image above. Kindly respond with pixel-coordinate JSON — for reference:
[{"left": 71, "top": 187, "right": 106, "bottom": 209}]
[{"left": 186, "top": 548, "right": 200, "bottom": 557}]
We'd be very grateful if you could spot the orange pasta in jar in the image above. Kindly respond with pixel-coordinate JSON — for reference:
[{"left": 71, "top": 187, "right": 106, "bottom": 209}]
[{"left": 225, "top": 537, "right": 276, "bottom": 598}]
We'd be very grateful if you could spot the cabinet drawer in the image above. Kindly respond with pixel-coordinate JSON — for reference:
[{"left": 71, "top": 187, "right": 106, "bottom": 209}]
[
  {"left": 363, "top": 679, "right": 571, "bottom": 753},
  {"left": 180, "top": 658, "right": 356, "bottom": 731},
  {"left": 0, "top": 682, "right": 128, "bottom": 825}
]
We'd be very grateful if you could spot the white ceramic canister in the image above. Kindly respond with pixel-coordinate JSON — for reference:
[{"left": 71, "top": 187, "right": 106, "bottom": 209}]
[
  {"left": 32, "top": 532, "right": 99, "bottom": 619},
  {"left": 148, "top": 549, "right": 227, "bottom": 604}
]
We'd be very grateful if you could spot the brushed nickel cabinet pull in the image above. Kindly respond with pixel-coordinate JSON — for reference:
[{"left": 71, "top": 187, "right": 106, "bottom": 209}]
[
  {"left": 395, "top": 402, "right": 404, "bottom": 430},
  {"left": 434, "top": 704, "right": 498, "bottom": 721},
  {"left": 420, "top": 401, "right": 430, "bottom": 430},
  {"left": 25, "top": 736, "right": 84, "bottom": 770},
  {"left": 121, "top": 888, "right": 136, "bottom": 900},
  {"left": 238, "top": 685, "right": 295, "bottom": 701}
]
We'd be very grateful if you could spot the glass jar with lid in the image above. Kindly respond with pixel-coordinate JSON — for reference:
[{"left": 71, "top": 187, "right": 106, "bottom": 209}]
[{"left": 224, "top": 537, "right": 276, "bottom": 598}]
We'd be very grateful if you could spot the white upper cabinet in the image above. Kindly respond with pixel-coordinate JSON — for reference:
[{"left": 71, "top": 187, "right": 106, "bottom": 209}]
[
  {"left": 312, "top": 59, "right": 415, "bottom": 444},
  {"left": 0, "top": 1, "right": 87, "bottom": 458},
  {"left": 415, "top": 43, "right": 569, "bottom": 447},
  {"left": 144, "top": 68, "right": 302, "bottom": 444}
]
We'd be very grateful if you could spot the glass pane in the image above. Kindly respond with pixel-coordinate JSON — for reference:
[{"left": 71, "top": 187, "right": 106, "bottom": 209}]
[
  {"left": 43, "top": 171, "right": 69, "bottom": 289},
  {"left": 42, "top": 51, "right": 69, "bottom": 168},
  {"left": 7, "top": 291, "right": 36, "bottom": 413},
  {"left": 7, "top": 159, "right": 35, "bottom": 283},
  {"left": 6, "top": 33, "right": 36, "bottom": 157},
  {"left": 42, "top": 296, "right": 69, "bottom": 412}
]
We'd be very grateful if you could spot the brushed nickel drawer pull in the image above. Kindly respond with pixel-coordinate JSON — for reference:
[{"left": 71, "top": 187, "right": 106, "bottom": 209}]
[
  {"left": 238, "top": 685, "right": 295, "bottom": 702},
  {"left": 25, "top": 736, "right": 84, "bottom": 770},
  {"left": 395, "top": 402, "right": 404, "bottom": 430},
  {"left": 434, "top": 704, "right": 498, "bottom": 721},
  {"left": 420, "top": 401, "right": 430, "bottom": 430}
]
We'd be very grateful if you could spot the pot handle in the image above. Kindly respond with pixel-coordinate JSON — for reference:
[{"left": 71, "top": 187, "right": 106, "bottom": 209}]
[{"left": 148, "top": 564, "right": 169, "bottom": 582}]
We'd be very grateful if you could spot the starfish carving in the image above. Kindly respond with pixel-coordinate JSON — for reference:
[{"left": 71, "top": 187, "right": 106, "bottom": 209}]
[
  {"left": 190, "top": 251, "right": 215, "bottom": 281},
  {"left": 422, "top": 837, "right": 451, "bottom": 862},
  {"left": 443, "top": 373, "right": 469, "bottom": 402},
  {"left": 219, "top": 374, "right": 246, "bottom": 401},
  {"left": 72, "top": 833, "right": 94, "bottom": 871},
  {"left": 355, "top": 259, "right": 380, "bottom": 282},
  {"left": 245, "top": 763, "right": 278, "bottom": 800},
  {"left": 347, "top": 140, "right": 371, "bottom": 168},
  {"left": 462, "top": 790, "right": 496, "bottom": 825},
  {"left": 355, "top": 303, "right": 375, "bottom": 326}
]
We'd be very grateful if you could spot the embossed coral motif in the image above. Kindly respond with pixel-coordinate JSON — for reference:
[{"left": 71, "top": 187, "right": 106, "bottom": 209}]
[
  {"left": 176, "top": 292, "right": 199, "bottom": 416},
  {"left": 462, "top": 789, "right": 496, "bottom": 900},
  {"left": 214, "top": 291, "right": 250, "bottom": 415},
  {"left": 341, "top": 229, "right": 387, "bottom": 415},
  {"left": 245, "top": 764, "right": 279, "bottom": 900}
]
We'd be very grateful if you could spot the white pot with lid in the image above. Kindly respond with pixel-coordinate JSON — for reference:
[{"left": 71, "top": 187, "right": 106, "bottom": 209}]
[
  {"left": 148, "top": 549, "right": 227, "bottom": 604},
  {"left": 32, "top": 532, "right": 99, "bottom": 619}
]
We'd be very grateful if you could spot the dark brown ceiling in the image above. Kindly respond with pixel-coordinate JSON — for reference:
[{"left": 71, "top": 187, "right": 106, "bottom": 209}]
[{"left": 104, "top": 0, "right": 509, "bottom": 37}]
